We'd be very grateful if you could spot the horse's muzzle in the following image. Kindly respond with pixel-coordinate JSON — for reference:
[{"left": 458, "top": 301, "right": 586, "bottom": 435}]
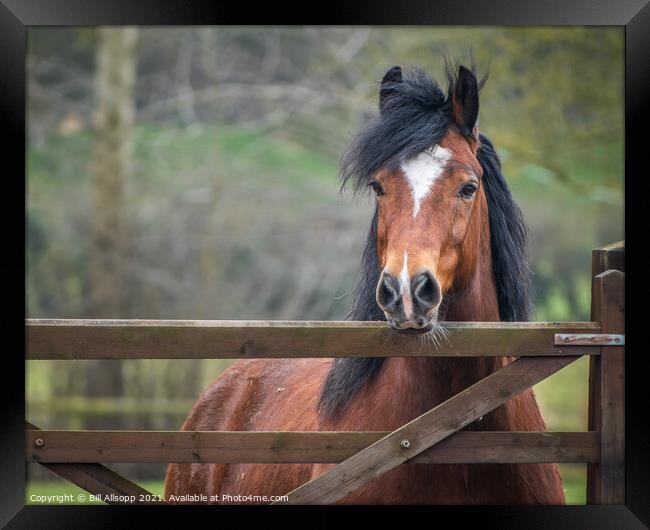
[
  {"left": 377, "top": 269, "right": 441, "bottom": 333},
  {"left": 391, "top": 322, "right": 434, "bottom": 335}
]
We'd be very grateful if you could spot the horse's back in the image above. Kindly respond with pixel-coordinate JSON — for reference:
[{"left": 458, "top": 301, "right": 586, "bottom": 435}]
[{"left": 164, "top": 357, "right": 331, "bottom": 503}]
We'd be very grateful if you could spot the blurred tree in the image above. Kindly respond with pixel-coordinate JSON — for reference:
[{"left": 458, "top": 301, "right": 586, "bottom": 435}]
[
  {"left": 85, "top": 28, "right": 138, "bottom": 418},
  {"left": 479, "top": 28, "right": 624, "bottom": 195}
]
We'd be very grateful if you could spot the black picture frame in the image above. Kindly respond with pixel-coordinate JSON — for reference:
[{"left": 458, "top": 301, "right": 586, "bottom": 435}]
[{"left": 3, "top": 1, "right": 648, "bottom": 527}]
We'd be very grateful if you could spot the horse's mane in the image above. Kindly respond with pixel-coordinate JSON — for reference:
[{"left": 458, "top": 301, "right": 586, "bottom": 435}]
[{"left": 317, "top": 62, "right": 532, "bottom": 421}]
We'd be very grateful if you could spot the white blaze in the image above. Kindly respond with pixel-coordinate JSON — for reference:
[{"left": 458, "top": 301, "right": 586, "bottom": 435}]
[
  {"left": 399, "top": 251, "right": 413, "bottom": 320},
  {"left": 401, "top": 145, "right": 452, "bottom": 218}
]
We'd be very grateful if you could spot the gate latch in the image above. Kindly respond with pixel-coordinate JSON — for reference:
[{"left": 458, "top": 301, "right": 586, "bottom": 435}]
[{"left": 554, "top": 334, "right": 624, "bottom": 346}]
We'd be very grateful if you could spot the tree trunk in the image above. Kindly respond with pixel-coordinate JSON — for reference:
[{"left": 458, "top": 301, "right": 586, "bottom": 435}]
[{"left": 85, "top": 27, "right": 138, "bottom": 426}]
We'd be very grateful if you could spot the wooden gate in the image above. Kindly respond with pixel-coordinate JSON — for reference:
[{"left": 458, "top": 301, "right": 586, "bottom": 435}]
[{"left": 25, "top": 242, "right": 624, "bottom": 505}]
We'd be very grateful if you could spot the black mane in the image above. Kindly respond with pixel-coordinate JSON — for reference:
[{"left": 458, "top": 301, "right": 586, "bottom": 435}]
[
  {"left": 477, "top": 133, "right": 533, "bottom": 322},
  {"left": 318, "top": 63, "right": 532, "bottom": 421}
]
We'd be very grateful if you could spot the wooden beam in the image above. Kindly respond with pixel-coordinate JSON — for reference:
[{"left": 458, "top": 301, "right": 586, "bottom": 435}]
[
  {"left": 587, "top": 270, "right": 625, "bottom": 504},
  {"left": 588, "top": 249, "right": 608, "bottom": 502},
  {"left": 414, "top": 431, "right": 598, "bottom": 464},
  {"left": 26, "top": 430, "right": 599, "bottom": 464},
  {"left": 587, "top": 241, "right": 625, "bottom": 505},
  {"left": 26, "top": 320, "right": 601, "bottom": 359},
  {"left": 274, "top": 355, "right": 579, "bottom": 504},
  {"left": 26, "top": 422, "right": 165, "bottom": 505},
  {"left": 592, "top": 241, "right": 625, "bottom": 276}
]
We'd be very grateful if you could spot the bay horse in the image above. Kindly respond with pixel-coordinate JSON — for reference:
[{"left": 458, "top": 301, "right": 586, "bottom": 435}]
[{"left": 164, "top": 62, "right": 566, "bottom": 504}]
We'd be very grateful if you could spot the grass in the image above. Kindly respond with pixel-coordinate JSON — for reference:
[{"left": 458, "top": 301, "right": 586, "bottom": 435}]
[
  {"left": 534, "top": 357, "right": 589, "bottom": 432},
  {"left": 559, "top": 465, "right": 587, "bottom": 505}
]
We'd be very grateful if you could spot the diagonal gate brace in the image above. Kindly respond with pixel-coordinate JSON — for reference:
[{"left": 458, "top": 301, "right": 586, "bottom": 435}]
[{"left": 273, "top": 355, "right": 578, "bottom": 505}]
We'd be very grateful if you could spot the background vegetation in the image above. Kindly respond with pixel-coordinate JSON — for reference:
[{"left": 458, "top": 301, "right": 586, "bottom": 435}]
[{"left": 26, "top": 27, "right": 624, "bottom": 504}]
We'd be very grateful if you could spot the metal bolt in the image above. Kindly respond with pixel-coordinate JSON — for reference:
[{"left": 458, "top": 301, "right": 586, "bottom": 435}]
[
  {"left": 34, "top": 438, "right": 44, "bottom": 448},
  {"left": 400, "top": 439, "right": 411, "bottom": 449}
]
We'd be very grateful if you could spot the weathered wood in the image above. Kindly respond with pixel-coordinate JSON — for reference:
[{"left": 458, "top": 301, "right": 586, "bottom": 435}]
[
  {"left": 587, "top": 270, "right": 625, "bottom": 504},
  {"left": 274, "top": 355, "right": 579, "bottom": 504},
  {"left": 592, "top": 241, "right": 625, "bottom": 276},
  {"left": 26, "top": 319, "right": 601, "bottom": 359},
  {"left": 414, "top": 431, "right": 599, "bottom": 464},
  {"left": 25, "top": 430, "right": 599, "bottom": 464},
  {"left": 598, "top": 271, "right": 625, "bottom": 504},
  {"left": 554, "top": 334, "right": 624, "bottom": 346},
  {"left": 587, "top": 244, "right": 623, "bottom": 495},
  {"left": 588, "top": 249, "right": 608, "bottom": 501},
  {"left": 26, "top": 422, "right": 164, "bottom": 505},
  {"left": 26, "top": 430, "right": 381, "bottom": 464},
  {"left": 587, "top": 242, "right": 625, "bottom": 505}
]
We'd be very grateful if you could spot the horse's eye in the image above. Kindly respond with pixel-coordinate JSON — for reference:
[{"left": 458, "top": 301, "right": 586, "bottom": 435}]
[
  {"left": 368, "top": 180, "right": 385, "bottom": 196},
  {"left": 458, "top": 182, "right": 478, "bottom": 199}
]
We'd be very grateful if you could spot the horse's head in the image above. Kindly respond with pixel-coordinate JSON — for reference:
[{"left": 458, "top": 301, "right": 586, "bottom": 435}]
[{"left": 343, "top": 64, "right": 489, "bottom": 334}]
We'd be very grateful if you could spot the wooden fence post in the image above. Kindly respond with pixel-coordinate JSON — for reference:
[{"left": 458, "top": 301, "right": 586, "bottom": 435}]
[{"left": 587, "top": 268, "right": 625, "bottom": 504}]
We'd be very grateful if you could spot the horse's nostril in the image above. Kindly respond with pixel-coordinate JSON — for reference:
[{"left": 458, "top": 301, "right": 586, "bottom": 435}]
[
  {"left": 412, "top": 271, "right": 441, "bottom": 310},
  {"left": 377, "top": 273, "right": 400, "bottom": 312}
]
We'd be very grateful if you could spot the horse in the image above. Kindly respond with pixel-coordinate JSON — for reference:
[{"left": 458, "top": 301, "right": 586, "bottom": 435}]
[{"left": 164, "top": 62, "right": 566, "bottom": 505}]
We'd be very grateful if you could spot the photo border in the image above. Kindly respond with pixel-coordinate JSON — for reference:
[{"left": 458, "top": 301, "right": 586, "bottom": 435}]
[{"left": 3, "top": 1, "right": 647, "bottom": 527}]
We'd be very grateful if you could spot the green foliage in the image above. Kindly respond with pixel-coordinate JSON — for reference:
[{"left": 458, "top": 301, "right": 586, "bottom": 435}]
[{"left": 560, "top": 465, "right": 587, "bottom": 505}]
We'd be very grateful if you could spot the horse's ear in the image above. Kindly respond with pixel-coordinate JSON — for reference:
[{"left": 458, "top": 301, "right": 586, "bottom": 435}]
[
  {"left": 379, "top": 65, "right": 402, "bottom": 114},
  {"left": 452, "top": 65, "right": 480, "bottom": 140}
]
